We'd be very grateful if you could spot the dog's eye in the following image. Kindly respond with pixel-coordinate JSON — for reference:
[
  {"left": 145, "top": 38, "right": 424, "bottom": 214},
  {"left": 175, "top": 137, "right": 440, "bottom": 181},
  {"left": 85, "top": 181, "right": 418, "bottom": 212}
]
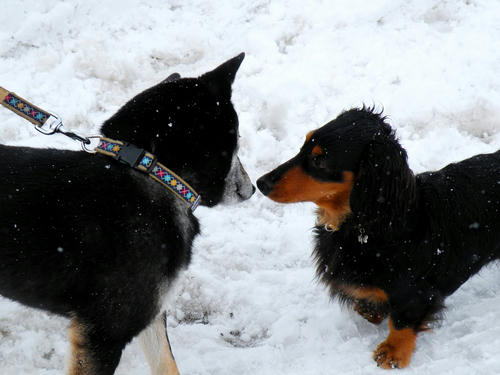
[
  {"left": 308, "top": 156, "right": 343, "bottom": 181},
  {"left": 311, "top": 156, "right": 327, "bottom": 169}
]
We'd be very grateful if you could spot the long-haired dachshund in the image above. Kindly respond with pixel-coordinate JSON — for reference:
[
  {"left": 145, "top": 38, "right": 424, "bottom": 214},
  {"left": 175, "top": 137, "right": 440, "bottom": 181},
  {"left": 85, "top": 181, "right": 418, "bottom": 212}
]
[{"left": 257, "top": 107, "right": 500, "bottom": 369}]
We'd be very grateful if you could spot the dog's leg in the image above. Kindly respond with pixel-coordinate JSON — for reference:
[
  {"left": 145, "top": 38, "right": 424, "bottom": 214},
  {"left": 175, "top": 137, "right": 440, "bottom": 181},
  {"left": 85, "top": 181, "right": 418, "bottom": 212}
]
[
  {"left": 341, "top": 286, "right": 389, "bottom": 325},
  {"left": 67, "top": 317, "right": 127, "bottom": 375},
  {"left": 353, "top": 299, "right": 389, "bottom": 325},
  {"left": 373, "top": 318, "right": 417, "bottom": 369},
  {"left": 138, "top": 311, "right": 180, "bottom": 375},
  {"left": 372, "top": 284, "right": 443, "bottom": 368}
]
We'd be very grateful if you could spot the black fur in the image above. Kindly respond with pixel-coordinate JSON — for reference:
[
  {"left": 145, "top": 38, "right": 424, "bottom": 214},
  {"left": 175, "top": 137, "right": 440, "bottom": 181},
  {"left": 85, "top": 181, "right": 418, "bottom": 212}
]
[
  {"left": 313, "top": 108, "right": 500, "bottom": 328},
  {"left": 0, "top": 53, "right": 251, "bottom": 374},
  {"left": 258, "top": 107, "right": 500, "bottom": 365}
]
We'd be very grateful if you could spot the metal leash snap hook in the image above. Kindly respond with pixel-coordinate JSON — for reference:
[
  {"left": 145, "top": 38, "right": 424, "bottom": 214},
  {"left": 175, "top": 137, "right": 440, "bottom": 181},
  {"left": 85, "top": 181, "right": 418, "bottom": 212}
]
[
  {"left": 57, "top": 126, "right": 91, "bottom": 144},
  {"left": 37, "top": 113, "right": 96, "bottom": 152},
  {"left": 35, "top": 114, "right": 63, "bottom": 135},
  {"left": 0, "top": 86, "right": 99, "bottom": 152}
]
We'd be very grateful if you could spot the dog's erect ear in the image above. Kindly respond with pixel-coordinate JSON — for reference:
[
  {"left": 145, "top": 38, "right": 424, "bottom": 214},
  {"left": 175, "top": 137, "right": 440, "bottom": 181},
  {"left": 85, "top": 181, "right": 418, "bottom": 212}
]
[
  {"left": 350, "top": 134, "right": 416, "bottom": 237},
  {"left": 162, "top": 73, "right": 181, "bottom": 84},
  {"left": 200, "top": 53, "right": 245, "bottom": 98}
]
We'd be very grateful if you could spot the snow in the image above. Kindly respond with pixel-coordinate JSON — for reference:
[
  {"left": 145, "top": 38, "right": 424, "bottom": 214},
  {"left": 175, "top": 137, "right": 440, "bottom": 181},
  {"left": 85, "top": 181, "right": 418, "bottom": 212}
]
[{"left": 1, "top": 0, "right": 500, "bottom": 374}]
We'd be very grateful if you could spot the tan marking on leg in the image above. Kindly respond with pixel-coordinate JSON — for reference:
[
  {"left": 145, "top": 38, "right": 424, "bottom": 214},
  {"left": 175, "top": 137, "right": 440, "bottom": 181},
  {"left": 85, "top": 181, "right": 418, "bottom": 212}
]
[
  {"left": 139, "top": 314, "right": 180, "bottom": 375},
  {"left": 342, "top": 285, "right": 389, "bottom": 303},
  {"left": 335, "top": 284, "right": 389, "bottom": 324},
  {"left": 67, "top": 318, "right": 93, "bottom": 375},
  {"left": 353, "top": 299, "right": 389, "bottom": 325},
  {"left": 373, "top": 318, "right": 417, "bottom": 369}
]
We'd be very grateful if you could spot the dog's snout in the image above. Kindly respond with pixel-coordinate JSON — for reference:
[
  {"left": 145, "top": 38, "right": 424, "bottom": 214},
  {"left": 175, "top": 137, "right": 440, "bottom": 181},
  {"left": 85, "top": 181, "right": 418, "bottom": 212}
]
[
  {"left": 257, "top": 175, "right": 273, "bottom": 196},
  {"left": 237, "top": 181, "right": 256, "bottom": 201},
  {"left": 222, "top": 156, "right": 254, "bottom": 203}
]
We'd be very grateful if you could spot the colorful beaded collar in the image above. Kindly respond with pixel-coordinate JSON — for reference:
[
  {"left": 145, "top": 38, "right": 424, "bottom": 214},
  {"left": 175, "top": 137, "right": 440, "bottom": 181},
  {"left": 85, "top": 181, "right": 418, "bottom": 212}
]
[
  {"left": 0, "top": 86, "right": 201, "bottom": 211},
  {"left": 95, "top": 137, "right": 201, "bottom": 210}
]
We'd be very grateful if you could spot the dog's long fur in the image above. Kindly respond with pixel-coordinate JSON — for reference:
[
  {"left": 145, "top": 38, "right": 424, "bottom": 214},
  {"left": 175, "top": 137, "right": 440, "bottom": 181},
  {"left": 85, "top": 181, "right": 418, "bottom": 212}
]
[
  {"left": 0, "top": 54, "right": 254, "bottom": 375},
  {"left": 257, "top": 107, "right": 500, "bottom": 369}
]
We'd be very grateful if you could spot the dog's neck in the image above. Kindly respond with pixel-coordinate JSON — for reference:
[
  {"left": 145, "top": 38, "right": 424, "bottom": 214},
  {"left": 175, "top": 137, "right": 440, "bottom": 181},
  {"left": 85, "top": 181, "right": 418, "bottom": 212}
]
[
  {"left": 95, "top": 137, "right": 201, "bottom": 210},
  {"left": 317, "top": 196, "right": 419, "bottom": 244}
]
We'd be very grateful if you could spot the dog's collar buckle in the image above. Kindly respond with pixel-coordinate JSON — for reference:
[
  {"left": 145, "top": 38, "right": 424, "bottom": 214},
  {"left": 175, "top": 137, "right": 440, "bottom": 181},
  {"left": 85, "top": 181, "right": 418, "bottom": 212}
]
[{"left": 115, "top": 142, "right": 146, "bottom": 168}]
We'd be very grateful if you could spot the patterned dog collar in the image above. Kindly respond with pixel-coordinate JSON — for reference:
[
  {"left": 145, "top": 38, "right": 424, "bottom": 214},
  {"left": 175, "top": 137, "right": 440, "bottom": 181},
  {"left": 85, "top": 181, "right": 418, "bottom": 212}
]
[
  {"left": 0, "top": 87, "right": 200, "bottom": 210},
  {"left": 95, "top": 137, "right": 201, "bottom": 211}
]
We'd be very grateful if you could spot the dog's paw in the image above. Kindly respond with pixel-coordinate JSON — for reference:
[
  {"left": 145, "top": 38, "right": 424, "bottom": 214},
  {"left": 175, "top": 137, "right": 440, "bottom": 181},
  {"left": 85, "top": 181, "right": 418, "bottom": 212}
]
[{"left": 373, "top": 341, "right": 412, "bottom": 369}]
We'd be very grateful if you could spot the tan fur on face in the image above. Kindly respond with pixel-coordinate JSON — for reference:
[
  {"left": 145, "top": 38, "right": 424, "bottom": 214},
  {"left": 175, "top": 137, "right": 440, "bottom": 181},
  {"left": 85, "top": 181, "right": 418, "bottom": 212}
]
[
  {"left": 312, "top": 145, "right": 324, "bottom": 156},
  {"left": 268, "top": 167, "right": 354, "bottom": 229}
]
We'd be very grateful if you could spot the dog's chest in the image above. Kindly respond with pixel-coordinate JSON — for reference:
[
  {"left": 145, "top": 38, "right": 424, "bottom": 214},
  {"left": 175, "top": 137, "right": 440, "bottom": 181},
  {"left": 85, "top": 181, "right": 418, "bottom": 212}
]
[{"left": 314, "top": 230, "right": 395, "bottom": 286}]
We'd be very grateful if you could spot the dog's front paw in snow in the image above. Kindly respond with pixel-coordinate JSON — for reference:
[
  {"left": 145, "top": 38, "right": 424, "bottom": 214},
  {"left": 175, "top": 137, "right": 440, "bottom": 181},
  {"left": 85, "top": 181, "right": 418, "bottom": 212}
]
[
  {"left": 374, "top": 342, "right": 411, "bottom": 369},
  {"left": 373, "top": 320, "right": 417, "bottom": 369}
]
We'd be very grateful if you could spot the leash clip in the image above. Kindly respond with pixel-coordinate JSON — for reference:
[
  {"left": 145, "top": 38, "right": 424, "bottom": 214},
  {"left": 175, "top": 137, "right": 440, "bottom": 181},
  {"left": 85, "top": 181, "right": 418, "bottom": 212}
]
[
  {"left": 36, "top": 113, "right": 95, "bottom": 151},
  {"left": 35, "top": 114, "right": 63, "bottom": 135},
  {"left": 0, "top": 87, "right": 93, "bottom": 149}
]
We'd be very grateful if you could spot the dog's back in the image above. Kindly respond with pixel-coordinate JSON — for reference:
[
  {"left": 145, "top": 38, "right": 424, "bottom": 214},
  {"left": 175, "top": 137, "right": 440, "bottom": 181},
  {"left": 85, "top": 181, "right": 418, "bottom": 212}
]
[
  {"left": 414, "top": 150, "right": 500, "bottom": 294},
  {"left": 0, "top": 143, "right": 194, "bottom": 316},
  {"left": 416, "top": 149, "right": 500, "bottom": 242}
]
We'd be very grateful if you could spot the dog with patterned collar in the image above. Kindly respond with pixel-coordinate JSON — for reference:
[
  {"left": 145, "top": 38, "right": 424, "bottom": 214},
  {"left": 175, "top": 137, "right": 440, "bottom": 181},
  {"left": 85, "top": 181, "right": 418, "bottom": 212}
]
[{"left": 0, "top": 53, "right": 254, "bottom": 375}]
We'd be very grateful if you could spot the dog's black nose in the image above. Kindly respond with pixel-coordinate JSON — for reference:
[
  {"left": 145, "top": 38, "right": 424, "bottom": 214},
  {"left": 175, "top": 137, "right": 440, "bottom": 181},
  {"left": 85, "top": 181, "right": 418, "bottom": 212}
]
[{"left": 257, "top": 176, "right": 273, "bottom": 196}]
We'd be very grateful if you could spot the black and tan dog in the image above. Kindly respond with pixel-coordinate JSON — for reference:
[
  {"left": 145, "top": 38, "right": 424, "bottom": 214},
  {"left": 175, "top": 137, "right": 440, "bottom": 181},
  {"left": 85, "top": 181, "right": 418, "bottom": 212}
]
[
  {"left": 257, "top": 107, "right": 500, "bottom": 369},
  {"left": 0, "top": 54, "right": 254, "bottom": 375}
]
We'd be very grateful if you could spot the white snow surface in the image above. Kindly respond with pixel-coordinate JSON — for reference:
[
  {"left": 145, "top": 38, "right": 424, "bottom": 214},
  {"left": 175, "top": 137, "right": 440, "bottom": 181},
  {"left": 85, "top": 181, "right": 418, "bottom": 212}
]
[{"left": 1, "top": 1, "right": 500, "bottom": 374}]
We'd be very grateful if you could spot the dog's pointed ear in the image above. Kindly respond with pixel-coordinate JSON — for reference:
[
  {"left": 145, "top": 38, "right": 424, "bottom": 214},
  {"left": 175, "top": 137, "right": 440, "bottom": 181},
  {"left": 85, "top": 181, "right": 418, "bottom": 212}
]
[
  {"left": 162, "top": 73, "right": 181, "bottom": 84},
  {"left": 200, "top": 53, "right": 245, "bottom": 98},
  {"left": 350, "top": 133, "right": 416, "bottom": 235}
]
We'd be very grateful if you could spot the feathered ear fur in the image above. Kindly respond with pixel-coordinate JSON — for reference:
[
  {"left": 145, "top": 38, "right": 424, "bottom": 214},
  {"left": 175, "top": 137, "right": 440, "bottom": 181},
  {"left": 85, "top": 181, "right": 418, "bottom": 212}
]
[{"left": 349, "top": 129, "right": 416, "bottom": 238}]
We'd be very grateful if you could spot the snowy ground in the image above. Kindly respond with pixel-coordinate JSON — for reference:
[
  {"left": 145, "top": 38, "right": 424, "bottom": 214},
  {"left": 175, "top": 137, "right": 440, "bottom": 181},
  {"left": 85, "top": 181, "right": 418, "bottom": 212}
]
[{"left": 1, "top": 0, "right": 500, "bottom": 374}]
